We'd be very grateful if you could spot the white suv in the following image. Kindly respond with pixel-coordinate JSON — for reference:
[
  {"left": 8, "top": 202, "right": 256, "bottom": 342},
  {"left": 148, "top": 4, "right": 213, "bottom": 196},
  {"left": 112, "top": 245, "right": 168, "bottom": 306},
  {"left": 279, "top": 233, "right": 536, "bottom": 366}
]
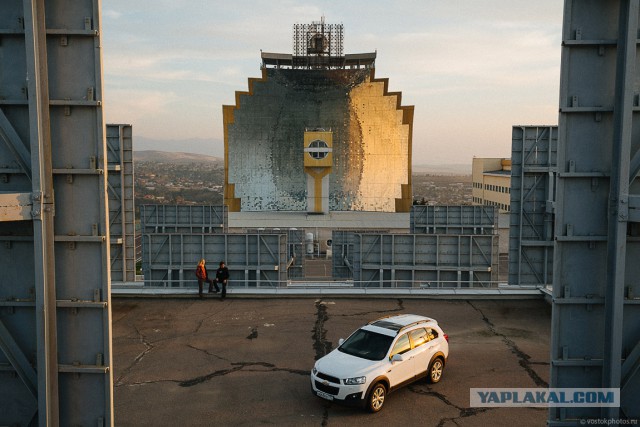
[{"left": 310, "top": 314, "right": 449, "bottom": 412}]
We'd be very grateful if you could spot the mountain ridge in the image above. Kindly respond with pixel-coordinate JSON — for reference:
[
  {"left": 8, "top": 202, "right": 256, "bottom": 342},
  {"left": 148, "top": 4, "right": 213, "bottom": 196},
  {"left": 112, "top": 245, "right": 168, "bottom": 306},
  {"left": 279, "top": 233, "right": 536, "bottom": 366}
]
[
  {"left": 133, "top": 150, "right": 470, "bottom": 174},
  {"left": 134, "top": 150, "right": 222, "bottom": 163}
]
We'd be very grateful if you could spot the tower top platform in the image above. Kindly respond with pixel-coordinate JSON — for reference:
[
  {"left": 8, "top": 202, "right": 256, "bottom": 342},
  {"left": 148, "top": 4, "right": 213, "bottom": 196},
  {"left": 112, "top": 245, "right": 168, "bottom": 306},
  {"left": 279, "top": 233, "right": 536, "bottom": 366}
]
[{"left": 261, "top": 17, "right": 376, "bottom": 69}]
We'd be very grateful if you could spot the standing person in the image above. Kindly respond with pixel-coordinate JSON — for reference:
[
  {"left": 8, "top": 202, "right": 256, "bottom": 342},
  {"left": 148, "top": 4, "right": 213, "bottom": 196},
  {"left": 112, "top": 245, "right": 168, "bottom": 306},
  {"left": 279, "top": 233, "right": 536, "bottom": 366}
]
[
  {"left": 215, "top": 261, "right": 230, "bottom": 299},
  {"left": 196, "top": 259, "right": 219, "bottom": 298}
]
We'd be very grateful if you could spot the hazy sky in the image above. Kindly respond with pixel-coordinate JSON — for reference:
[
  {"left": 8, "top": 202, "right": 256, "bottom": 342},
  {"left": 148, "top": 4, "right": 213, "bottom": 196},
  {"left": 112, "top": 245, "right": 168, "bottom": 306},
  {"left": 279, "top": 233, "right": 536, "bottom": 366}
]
[{"left": 101, "top": 1, "right": 564, "bottom": 165}]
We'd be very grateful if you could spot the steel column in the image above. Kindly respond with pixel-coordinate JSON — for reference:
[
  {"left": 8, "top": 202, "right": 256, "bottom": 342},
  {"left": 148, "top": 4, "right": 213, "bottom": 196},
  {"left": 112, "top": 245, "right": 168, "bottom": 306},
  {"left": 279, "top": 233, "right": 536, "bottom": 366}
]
[
  {"left": 22, "top": 0, "right": 59, "bottom": 424},
  {"left": 603, "top": 0, "right": 638, "bottom": 418}
]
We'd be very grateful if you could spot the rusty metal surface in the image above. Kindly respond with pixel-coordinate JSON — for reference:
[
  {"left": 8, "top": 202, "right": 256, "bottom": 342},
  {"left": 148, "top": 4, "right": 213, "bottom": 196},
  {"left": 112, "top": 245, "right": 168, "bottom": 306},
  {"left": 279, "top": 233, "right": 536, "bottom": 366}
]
[{"left": 0, "top": 192, "right": 31, "bottom": 221}]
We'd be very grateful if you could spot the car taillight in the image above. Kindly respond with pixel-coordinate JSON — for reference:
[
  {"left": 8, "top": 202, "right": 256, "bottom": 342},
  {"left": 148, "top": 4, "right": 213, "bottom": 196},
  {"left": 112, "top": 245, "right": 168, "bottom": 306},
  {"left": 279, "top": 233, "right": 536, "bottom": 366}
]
[{"left": 444, "top": 333, "right": 449, "bottom": 342}]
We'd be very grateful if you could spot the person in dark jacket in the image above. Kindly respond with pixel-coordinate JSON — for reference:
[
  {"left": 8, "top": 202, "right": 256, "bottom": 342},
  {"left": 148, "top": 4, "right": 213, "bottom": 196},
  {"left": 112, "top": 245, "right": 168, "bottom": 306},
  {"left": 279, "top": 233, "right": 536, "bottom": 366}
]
[
  {"left": 196, "top": 259, "right": 219, "bottom": 298},
  {"left": 215, "top": 261, "right": 230, "bottom": 299}
]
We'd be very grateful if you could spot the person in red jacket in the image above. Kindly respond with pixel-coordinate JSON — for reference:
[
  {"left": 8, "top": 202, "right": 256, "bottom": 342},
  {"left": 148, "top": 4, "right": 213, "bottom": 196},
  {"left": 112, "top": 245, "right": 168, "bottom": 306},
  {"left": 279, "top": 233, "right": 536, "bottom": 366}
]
[{"left": 196, "top": 259, "right": 218, "bottom": 298}]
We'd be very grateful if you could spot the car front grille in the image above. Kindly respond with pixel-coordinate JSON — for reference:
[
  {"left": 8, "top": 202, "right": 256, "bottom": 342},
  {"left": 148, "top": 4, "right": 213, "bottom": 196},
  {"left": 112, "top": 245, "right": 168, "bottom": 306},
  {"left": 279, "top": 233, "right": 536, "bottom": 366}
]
[
  {"left": 315, "top": 380, "right": 340, "bottom": 395},
  {"left": 316, "top": 371, "right": 340, "bottom": 384}
]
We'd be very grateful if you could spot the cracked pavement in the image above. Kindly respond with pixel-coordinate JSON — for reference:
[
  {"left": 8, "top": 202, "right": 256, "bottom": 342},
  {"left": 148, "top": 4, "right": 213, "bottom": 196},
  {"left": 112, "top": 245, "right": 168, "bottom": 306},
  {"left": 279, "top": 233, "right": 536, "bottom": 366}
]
[{"left": 113, "top": 297, "right": 550, "bottom": 426}]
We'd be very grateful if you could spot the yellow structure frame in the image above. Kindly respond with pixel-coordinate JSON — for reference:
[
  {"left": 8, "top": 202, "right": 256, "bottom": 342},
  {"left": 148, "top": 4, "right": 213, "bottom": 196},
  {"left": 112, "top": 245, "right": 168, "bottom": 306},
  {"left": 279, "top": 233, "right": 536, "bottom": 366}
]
[{"left": 304, "top": 131, "right": 333, "bottom": 213}]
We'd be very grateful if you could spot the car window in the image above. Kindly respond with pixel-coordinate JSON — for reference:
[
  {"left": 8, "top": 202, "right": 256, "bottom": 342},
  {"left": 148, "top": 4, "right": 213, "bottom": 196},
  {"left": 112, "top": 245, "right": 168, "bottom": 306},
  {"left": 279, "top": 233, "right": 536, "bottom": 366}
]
[
  {"left": 338, "top": 329, "right": 395, "bottom": 361},
  {"left": 426, "top": 328, "right": 438, "bottom": 341},
  {"left": 409, "top": 328, "right": 428, "bottom": 348},
  {"left": 390, "top": 333, "right": 411, "bottom": 358}
]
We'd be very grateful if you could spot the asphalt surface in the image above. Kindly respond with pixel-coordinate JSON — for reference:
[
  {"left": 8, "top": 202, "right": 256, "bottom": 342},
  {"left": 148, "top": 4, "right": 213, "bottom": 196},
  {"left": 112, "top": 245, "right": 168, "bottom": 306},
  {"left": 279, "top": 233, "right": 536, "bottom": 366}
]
[{"left": 113, "top": 297, "right": 551, "bottom": 426}]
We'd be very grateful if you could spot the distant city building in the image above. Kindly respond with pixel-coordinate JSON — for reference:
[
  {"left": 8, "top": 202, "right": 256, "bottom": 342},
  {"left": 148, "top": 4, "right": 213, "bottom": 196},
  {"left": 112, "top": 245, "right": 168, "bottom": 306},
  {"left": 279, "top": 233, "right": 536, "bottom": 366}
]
[
  {"left": 223, "top": 18, "right": 413, "bottom": 229},
  {"left": 472, "top": 158, "right": 511, "bottom": 213}
]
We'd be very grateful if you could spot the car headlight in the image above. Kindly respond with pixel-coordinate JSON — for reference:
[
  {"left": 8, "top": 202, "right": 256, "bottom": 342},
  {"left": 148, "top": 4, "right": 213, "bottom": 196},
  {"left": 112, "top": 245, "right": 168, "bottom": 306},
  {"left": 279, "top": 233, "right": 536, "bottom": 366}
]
[
  {"left": 344, "top": 376, "right": 366, "bottom": 385},
  {"left": 312, "top": 366, "right": 318, "bottom": 375}
]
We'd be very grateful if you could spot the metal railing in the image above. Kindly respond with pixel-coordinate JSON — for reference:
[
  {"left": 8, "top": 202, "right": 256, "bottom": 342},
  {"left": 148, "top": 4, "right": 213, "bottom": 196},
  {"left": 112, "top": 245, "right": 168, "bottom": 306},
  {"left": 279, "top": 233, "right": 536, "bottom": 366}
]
[{"left": 134, "top": 278, "right": 516, "bottom": 289}]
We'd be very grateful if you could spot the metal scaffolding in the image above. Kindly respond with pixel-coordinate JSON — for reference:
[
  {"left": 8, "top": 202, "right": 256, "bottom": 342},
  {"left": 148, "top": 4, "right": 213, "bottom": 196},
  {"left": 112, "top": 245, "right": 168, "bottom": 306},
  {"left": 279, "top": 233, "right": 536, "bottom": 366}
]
[
  {"left": 332, "top": 231, "right": 498, "bottom": 287},
  {"left": 293, "top": 17, "right": 343, "bottom": 58},
  {"left": 411, "top": 205, "right": 497, "bottom": 235},
  {"left": 107, "top": 124, "right": 136, "bottom": 283},
  {"left": 508, "top": 126, "right": 557, "bottom": 286}
]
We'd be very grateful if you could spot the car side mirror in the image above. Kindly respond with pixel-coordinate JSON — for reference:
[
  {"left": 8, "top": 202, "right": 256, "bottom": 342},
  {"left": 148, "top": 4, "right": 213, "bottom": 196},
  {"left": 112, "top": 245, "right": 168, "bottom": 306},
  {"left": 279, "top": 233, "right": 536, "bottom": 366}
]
[
  {"left": 338, "top": 338, "right": 344, "bottom": 346},
  {"left": 391, "top": 354, "right": 404, "bottom": 363}
]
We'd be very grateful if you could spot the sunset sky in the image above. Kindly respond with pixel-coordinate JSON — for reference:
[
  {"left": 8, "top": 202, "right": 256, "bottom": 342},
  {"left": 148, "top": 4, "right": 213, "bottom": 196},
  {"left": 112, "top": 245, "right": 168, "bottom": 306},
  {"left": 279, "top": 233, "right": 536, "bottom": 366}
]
[{"left": 101, "top": 0, "right": 564, "bottom": 165}]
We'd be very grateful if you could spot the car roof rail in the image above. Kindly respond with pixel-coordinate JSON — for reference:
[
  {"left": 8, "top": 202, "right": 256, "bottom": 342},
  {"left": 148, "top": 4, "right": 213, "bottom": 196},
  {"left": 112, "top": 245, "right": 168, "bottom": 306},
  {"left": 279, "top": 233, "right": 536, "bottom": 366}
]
[
  {"left": 367, "top": 314, "right": 397, "bottom": 324},
  {"left": 396, "top": 319, "right": 434, "bottom": 334},
  {"left": 367, "top": 315, "right": 434, "bottom": 334}
]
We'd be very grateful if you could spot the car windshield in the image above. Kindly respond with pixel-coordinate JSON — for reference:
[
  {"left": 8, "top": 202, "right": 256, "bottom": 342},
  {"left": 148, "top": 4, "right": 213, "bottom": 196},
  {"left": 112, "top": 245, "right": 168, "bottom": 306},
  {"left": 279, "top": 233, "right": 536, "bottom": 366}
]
[{"left": 338, "top": 329, "right": 394, "bottom": 361}]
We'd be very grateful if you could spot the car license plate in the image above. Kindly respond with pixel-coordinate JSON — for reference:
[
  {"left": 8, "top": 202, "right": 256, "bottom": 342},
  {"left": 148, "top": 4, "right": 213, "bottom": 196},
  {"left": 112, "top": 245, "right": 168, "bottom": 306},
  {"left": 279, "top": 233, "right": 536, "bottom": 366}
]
[{"left": 316, "top": 390, "right": 334, "bottom": 401}]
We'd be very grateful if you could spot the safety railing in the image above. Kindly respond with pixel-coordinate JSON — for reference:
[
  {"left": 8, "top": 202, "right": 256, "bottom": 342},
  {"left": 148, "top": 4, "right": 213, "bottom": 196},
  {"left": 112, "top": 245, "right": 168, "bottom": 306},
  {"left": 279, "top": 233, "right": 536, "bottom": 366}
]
[{"left": 134, "top": 278, "right": 514, "bottom": 289}]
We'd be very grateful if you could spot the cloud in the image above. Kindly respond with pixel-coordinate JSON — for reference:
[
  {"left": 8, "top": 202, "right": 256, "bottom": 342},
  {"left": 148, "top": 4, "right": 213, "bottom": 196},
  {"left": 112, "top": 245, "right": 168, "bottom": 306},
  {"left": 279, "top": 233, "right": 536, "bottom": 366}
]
[
  {"left": 102, "top": 9, "right": 122, "bottom": 19},
  {"left": 100, "top": 0, "right": 565, "bottom": 163}
]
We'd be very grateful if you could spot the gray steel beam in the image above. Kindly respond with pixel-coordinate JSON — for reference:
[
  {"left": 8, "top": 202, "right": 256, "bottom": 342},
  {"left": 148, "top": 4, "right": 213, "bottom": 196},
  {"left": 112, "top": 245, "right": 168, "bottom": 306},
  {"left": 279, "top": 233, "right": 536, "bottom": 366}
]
[
  {"left": 630, "top": 147, "right": 640, "bottom": 183},
  {"left": 0, "top": 108, "right": 32, "bottom": 178},
  {"left": 603, "top": 0, "right": 637, "bottom": 419},
  {"left": 22, "top": 0, "right": 60, "bottom": 425},
  {"left": 93, "top": 2, "right": 115, "bottom": 421},
  {"left": 117, "top": 128, "right": 128, "bottom": 280},
  {"left": 622, "top": 340, "right": 640, "bottom": 389},
  {"left": 0, "top": 319, "right": 38, "bottom": 399},
  {"left": 629, "top": 194, "right": 640, "bottom": 222},
  {"left": 516, "top": 128, "right": 526, "bottom": 285}
]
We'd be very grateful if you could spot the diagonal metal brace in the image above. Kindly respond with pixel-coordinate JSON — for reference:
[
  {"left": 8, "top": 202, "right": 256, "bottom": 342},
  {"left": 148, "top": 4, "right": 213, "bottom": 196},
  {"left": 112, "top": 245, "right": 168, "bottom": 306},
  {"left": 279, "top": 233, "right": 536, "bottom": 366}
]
[
  {"left": 622, "top": 339, "right": 640, "bottom": 392},
  {"left": 630, "top": 147, "right": 640, "bottom": 184},
  {"left": 0, "top": 319, "right": 38, "bottom": 399},
  {"left": 0, "top": 108, "right": 32, "bottom": 178},
  {"left": 629, "top": 194, "right": 640, "bottom": 223}
]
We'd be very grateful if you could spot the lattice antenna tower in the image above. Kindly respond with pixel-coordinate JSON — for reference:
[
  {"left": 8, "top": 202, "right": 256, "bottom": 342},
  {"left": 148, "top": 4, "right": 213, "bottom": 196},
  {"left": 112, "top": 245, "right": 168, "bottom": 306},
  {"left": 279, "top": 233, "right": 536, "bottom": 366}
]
[{"left": 293, "top": 17, "right": 344, "bottom": 58}]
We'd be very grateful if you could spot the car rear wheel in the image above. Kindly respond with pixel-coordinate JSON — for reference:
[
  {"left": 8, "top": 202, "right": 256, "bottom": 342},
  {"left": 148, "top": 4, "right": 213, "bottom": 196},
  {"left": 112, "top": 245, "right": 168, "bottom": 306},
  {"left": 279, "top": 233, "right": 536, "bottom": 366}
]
[
  {"left": 428, "top": 357, "right": 444, "bottom": 383},
  {"left": 367, "top": 382, "right": 386, "bottom": 412}
]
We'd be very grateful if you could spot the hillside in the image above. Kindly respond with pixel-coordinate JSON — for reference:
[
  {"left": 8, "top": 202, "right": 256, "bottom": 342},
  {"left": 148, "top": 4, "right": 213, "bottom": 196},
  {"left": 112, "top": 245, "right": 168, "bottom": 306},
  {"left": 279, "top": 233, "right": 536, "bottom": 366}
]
[
  {"left": 134, "top": 150, "right": 470, "bottom": 175},
  {"left": 132, "top": 150, "right": 472, "bottom": 207},
  {"left": 134, "top": 150, "right": 222, "bottom": 164},
  {"left": 413, "top": 163, "right": 470, "bottom": 175}
]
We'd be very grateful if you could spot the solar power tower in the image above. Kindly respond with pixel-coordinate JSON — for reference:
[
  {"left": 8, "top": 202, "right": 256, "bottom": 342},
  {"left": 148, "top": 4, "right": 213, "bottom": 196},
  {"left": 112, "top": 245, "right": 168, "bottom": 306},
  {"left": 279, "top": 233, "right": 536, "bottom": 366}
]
[
  {"left": 0, "top": 1, "right": 113, "bottom": 425},
  {"left": 551, "top": 1, "right": 640, "bottom": 423}
]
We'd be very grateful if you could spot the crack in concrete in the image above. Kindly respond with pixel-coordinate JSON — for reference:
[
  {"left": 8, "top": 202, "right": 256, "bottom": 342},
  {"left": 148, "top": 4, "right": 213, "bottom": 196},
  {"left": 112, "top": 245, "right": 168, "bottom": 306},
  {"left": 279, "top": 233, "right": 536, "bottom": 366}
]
[
  {"left": 111, "top": 302, "right": 139, "bottom": 324},
  {"left": 178, "top": 361, "right": 308, "bottom": 388},
  {"left": 467, "top": 301, "right": 549, "bottom": 388},
  {"left": 312, "top": 300, "right": 333, "bottom": 361},
  {"left": 408, "top": 385, "right": 492, "bottom": 427},
  {"left": 115, "top": 325, "right": 154, "bottom": 386},
  {"left": 115, "top": 379, "right": 179, "bottom": 387},
  {"left": 334, "top": 298, "right": 405, "bottom": 318},
  {"left": 192, "top": 300, "right": 234, "bottom": 334},
  {"left": 321, "top": 406, "right": 329, "bottom": 427},
  {"left": 186, "top": 344, "right": 230, "bottom": 363},
  {"left": 194, "top": 318, "right": 206, "bottom": 334}
]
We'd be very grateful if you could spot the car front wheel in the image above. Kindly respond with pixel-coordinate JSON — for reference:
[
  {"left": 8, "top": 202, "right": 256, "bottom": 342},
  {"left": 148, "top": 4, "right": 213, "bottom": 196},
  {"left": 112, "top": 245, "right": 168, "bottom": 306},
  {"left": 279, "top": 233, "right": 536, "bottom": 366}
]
[
  {"left": 428, "top": 357, "right": 444, "bottom": 383},
  {"left": 367, "top": 382, "right": 386, "bottom": 413}
]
